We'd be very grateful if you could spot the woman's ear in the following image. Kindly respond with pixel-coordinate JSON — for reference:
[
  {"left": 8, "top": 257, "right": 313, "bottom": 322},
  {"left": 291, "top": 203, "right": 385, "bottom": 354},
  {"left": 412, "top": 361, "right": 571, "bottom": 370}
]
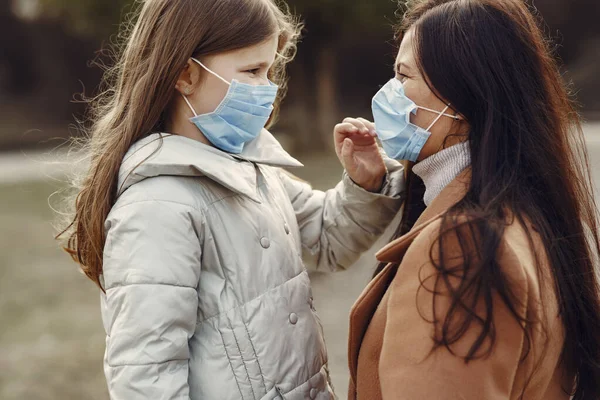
[
  {"left": 450, "top": 107, "right": 466, "bottom": 121},
  {"left": 175, "top": 59, "right": 202, "bottom": 96}
]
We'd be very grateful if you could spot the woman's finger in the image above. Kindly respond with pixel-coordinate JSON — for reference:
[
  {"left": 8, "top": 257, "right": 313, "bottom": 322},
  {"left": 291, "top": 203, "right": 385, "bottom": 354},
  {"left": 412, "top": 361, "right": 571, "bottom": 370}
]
[{"left": 342, "top": 117, "right": 370, "bottom": 134}]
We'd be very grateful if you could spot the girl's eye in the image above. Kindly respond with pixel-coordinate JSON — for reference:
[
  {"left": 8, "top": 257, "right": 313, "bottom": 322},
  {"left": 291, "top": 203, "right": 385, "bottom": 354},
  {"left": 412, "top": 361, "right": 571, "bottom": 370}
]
[{"left": 247, "top": 68, "right": 260, "bottom": 75}]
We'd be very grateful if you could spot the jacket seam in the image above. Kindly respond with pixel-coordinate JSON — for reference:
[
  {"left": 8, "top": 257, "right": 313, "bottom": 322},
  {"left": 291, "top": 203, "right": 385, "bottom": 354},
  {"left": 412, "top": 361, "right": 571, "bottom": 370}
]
[
  {"left": 277, "top": 364, "right": 330, "bottom": 397},
  {"left": 111, "top": 198, "right": 206, "bottom": 215},
  {"left": 326, "top": 193, "right": 405, "bottom": 237},
  {"left": 117, "top": 174, "right": 265, "bottom": 212},
  {"left": 323, "top": 174, "right": 400, "bottom": 238},
  {"left": 205, "top": 191, "right": 244, "bottom": 207},
  {"left": 197, "top": 269, "right": 305, "bottom": 325},
  {"left": 107, "top": 358, "right": 187, "bottom": 368},
  {"left": 323, "top": 223, "right": 367, "bottom": 254},
  {"left": 218, "top": 328, "right": 246, "bottom": 400},
  {"left": 243, "top": 321, "right": 268, "bottom": 393},
  {"left": 227, "top": 316, "right": 257, "bottom": 400},
  {"left": 104, "top": 282, "right": 197, "bottom": 290},
  {"left": 202, "top": 181, "right": 268, "bottom": 208}
]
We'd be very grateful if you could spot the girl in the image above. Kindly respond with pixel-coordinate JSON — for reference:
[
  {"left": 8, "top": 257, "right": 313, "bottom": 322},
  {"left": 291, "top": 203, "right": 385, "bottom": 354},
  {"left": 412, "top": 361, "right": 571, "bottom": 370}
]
[
  {"left": 59, "top": 0, "right": 404, "bottom": 399},
  {"left": 349, "top": 0, "right": 600, "bottom": 399}
]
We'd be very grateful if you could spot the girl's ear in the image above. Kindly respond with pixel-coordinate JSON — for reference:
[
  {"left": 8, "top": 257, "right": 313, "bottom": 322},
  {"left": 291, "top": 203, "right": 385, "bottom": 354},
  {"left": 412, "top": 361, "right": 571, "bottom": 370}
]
[{"left": 175, "top": 59, "right": 202, "bottom": 95}]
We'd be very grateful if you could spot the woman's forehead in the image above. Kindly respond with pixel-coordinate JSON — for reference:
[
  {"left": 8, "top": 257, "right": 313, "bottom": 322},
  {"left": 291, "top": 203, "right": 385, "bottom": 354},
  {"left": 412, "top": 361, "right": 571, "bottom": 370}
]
[{"left": 396, "top": 30, "right": 417, "bottom": 69}]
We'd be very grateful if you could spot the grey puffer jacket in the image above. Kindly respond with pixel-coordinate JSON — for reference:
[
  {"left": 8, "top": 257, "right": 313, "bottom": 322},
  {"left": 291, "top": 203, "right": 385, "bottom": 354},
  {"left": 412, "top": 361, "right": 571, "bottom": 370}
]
[{"left": 100, "top": 130, "right": 404, "bottom": 400}]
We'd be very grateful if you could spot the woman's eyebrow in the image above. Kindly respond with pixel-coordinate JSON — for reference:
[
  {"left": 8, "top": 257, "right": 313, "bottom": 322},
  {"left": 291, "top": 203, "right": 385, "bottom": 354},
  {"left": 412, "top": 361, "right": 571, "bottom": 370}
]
[{"left": 395, "top": 62, "right": 412, "bottom": 74}]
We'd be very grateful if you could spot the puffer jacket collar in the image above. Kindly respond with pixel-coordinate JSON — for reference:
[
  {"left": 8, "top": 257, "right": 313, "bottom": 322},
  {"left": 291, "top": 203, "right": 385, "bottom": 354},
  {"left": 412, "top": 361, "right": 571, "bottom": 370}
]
[{"left": 117, "top": 129, "right": 303, "bottom": 202}]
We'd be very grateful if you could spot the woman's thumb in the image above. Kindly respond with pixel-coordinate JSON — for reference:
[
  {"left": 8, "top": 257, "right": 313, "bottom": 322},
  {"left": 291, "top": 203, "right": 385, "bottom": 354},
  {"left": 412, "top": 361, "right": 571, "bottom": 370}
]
[{"left": 342, "top": 138, "right": 354, "bottom": 163}]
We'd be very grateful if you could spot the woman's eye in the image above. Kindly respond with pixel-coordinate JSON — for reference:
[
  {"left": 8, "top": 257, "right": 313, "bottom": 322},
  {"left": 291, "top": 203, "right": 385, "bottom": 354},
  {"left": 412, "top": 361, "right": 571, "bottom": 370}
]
[{"left": 398, "top": 73, "right": 409, "bottom": 82}]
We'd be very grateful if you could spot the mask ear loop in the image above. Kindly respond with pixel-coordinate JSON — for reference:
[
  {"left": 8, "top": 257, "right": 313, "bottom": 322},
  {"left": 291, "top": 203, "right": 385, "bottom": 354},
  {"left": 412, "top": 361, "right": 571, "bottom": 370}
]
[
  {"left": 426, "top": 104, "right": 451, "bottom": 131},
  {"left": 181, "top": 57, "right": 232, "bottom": 118},
  {"left": 190, "top": 57, "right": 231, "bottom": 86},
  {"left": 418, "top": 105, "right": 461, "bottom": 120},
  {"left": 181, "top": 94, "right": 198, "bottom": 117}
]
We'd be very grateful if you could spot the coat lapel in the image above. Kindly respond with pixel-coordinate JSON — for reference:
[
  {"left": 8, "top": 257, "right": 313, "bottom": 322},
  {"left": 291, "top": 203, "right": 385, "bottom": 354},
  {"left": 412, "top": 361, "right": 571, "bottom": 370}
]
[
  {"left": 117, "top": 130, "right": 303, "bottom": 202},
  {"left": 348, "top": 168, "right": 472, "bottom": 386},
  {"left": 376, "top": 168, "right": 471, "bottom": 263},
  {"left": 348, "top": 261, "right": 399, "bottom": 389}
]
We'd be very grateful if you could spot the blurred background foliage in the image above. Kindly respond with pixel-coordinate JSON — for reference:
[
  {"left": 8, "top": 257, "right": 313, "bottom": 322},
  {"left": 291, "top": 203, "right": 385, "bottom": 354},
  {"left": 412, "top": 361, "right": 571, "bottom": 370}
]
[{"left": 1, "top": 0, "right": 599, "bottom": 151}]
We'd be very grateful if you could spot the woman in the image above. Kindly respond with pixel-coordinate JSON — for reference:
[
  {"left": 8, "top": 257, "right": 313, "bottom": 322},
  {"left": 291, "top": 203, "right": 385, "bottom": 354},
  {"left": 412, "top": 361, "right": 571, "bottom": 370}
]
[{"left": 348, "top": 0, "right": 600, "bottom": 399}]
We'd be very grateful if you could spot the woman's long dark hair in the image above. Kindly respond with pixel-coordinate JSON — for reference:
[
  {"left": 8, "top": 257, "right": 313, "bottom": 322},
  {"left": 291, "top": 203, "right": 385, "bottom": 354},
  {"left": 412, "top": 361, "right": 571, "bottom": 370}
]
[{"left": 382, "top": 1, "right": 600, "bottom": 398}]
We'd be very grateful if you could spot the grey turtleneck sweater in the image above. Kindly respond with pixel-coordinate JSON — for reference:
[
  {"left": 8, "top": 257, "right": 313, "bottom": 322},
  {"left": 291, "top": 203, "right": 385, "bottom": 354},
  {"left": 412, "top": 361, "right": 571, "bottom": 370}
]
[{"left": 412, "top": 141, "right": 471, "bottom": 206}]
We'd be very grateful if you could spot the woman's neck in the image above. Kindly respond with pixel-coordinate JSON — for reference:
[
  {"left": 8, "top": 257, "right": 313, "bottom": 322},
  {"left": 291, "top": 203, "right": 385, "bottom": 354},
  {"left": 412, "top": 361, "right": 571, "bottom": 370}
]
[{"left": 412, "top": 141, "right": 471, "bottom": 206}]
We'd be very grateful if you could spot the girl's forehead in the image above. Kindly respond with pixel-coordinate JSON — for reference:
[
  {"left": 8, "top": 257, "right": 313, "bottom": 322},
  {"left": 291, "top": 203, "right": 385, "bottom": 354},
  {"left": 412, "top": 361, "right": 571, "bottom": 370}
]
[{"left": 218, "top": 34, "right": 279, "bottom": 63}]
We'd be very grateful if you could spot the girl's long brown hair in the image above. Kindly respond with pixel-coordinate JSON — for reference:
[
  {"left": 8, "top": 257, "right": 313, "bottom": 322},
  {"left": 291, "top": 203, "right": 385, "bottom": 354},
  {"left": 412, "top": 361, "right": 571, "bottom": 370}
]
[
  {"left": 379, "top": 1, "right": 600, "bottom": 398},
  {"left": 57, "top": 0, "right": 301, "bottom": 290}
]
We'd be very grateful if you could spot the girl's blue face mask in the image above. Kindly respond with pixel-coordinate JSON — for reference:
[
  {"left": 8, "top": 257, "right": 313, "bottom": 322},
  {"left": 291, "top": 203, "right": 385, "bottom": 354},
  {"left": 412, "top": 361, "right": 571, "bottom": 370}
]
[
  {"left": 371, "top": 78, "right": 460, "bottom": 162},
  {"left": 182, "top": 58, "right": 278, "bottom": 154}
]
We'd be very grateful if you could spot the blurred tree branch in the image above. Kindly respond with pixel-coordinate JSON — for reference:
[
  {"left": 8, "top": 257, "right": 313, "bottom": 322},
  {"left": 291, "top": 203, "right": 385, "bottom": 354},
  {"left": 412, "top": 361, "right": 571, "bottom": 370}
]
[
  {"left": 28, "top": 0, "right": 401, "bottom": 150},
  {"left": 284, "top": 0, "right": 400, "bottom": 149},
  {"left": 3, "top": 0, "right": 598, "bottom": 150},
  {"left": 35, "top": 0, "right": 132, "bottom": 38}
]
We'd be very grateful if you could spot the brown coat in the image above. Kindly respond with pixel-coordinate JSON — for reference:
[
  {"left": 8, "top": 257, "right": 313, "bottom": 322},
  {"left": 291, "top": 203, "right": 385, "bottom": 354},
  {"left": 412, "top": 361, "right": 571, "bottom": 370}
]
[{"left": 348, "top": 169, "right": 572, "bottom": 400}]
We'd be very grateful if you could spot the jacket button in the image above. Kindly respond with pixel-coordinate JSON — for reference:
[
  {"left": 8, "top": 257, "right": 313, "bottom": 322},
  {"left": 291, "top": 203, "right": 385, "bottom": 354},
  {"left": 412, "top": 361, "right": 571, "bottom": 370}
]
[
  {"left": 289, "top": 313, "right": 298, "bottom": 325},
  {"left": 260, "top": 237, "right": 270, "bottom": 248},
  {"left": 310, "top": 388, "right": 318, "bottom": 399},
  {"left": 284, "top": 223, "right": 290, "bottom": 235}
]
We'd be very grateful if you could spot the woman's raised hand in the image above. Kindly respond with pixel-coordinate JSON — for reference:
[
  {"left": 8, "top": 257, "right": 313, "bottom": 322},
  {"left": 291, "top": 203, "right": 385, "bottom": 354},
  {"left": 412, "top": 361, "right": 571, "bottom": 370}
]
[{"left": 334, "top": 117, "right": 386, "bottom": 193}]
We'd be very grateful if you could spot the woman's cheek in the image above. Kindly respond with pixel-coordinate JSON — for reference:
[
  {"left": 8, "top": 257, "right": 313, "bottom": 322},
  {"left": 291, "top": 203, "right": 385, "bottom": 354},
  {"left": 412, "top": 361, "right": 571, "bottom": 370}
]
[{"left": 410, "top": 108, "right": 431, "bottom": 129}]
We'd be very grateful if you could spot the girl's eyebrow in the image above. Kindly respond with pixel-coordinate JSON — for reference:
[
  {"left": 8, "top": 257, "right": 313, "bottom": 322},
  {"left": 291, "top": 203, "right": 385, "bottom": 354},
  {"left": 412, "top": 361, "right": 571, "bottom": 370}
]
[{"left": 242, "top": 61, "right": 270, "bottom": 70}]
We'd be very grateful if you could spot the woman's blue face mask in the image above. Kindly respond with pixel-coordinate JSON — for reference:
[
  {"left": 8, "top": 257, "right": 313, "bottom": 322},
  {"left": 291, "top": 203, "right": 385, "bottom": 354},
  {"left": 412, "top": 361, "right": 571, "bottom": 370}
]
[{"left": 371, "top": 78, "right": 460, "bottom": 161}]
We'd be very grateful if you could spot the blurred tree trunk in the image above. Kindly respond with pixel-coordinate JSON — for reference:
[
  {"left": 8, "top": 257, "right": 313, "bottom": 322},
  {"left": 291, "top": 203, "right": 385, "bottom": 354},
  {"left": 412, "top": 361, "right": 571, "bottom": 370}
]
[
  {"left": 314, "top": 44, "right": 338, "bottom": 151},
  {"left": 533, "top": 0, "right": 600, "bottom": 112},
  {"left": 286, "top": 11, "right": 341, "bottom": 152},
  {"left": 0, "top": 3, "right": 36, "bottom": 96},
  {"left": 534, "top": 0, "right": 600, "bottom": 63}
]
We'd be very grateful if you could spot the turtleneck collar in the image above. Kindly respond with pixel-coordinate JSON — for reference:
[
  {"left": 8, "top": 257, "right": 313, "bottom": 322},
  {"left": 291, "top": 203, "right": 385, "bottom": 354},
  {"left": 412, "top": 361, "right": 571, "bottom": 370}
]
[{"left": 412, "top": 141, "right": 471, "bottom": 206}]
